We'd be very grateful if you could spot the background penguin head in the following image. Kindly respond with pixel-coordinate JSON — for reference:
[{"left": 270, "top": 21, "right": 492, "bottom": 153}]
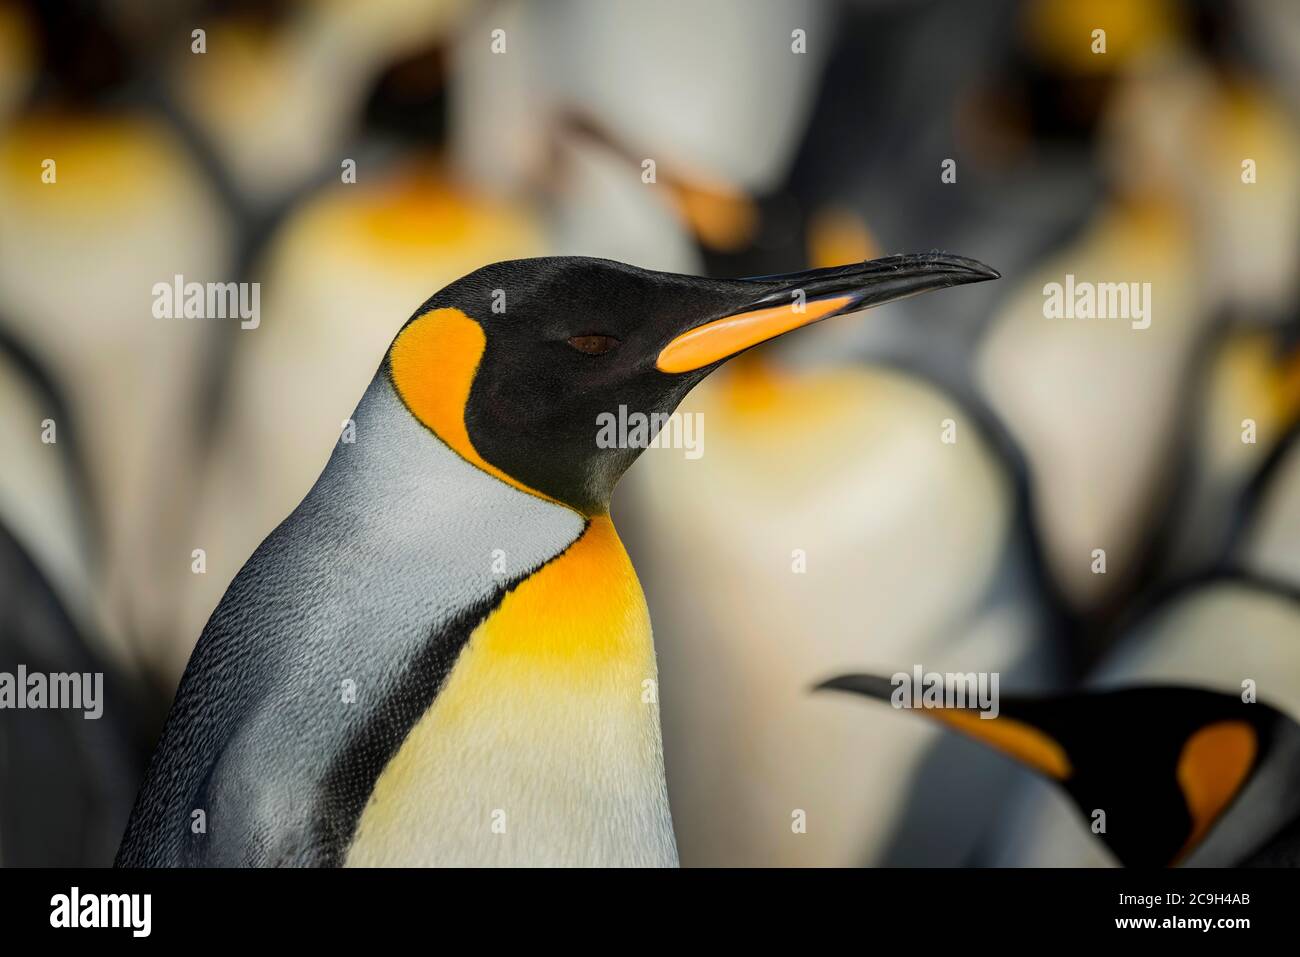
[
  {"left": 386, "top": 254, "right": 998, "bottom": 515},
  {"left": 818, "top": 674, "right": 1291, "bottom": 867}
]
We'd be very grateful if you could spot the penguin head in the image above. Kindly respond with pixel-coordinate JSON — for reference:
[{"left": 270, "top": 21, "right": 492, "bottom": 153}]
[
  {"left": 819, "top": 674, "right": 1287, "bottom": 866},
  {"left": 386, "top": 254, "right": 998, "bottom": 514}
]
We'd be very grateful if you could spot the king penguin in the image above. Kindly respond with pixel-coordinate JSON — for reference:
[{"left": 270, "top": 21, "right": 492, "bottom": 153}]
[
  {"left": 116, "top": 252, "right": 997, "bottom": 867},
  {"left": 819, "top": 672, "right": 1300, "bottom": 867}
]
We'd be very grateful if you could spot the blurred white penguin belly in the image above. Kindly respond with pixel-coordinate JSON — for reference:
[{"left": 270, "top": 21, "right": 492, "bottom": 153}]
[{"left": 344, "top": 516, "right": 677, "bottom": 867}]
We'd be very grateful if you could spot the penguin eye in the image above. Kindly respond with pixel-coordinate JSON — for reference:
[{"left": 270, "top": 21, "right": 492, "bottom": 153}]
[{"left": 566, "top": 334, "right": 620, "bottom": 356}]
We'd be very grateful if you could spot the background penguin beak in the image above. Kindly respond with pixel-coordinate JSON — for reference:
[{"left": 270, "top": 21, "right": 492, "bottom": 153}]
[
  {"left": 814, "top": 673, "right": 898, "bottom": 700},
  {"left": 656, "top": 253, "right": 1000, "bottom": 373},
  {"left": 814, "top": 672, "right": 1073, "bottom": 782}
]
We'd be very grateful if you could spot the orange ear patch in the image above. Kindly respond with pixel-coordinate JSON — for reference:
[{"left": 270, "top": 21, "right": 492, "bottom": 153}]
[
  {"left": 1174, "top": 720, "right": 1258, "bottom": 862},
  {"left": 388, "top": 308, "right": 558, "bottom": 505}
]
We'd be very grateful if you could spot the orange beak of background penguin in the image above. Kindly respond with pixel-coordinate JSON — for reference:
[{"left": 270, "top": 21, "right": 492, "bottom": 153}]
[{"left": 656, "top": 253, "right": 1000, "bottom": 374}]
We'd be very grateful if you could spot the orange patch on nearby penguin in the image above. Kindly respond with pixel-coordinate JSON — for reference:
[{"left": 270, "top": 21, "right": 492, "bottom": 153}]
[
  {"left": 0, "top": 113, "right": 180, "bottom": 207},
  {"left": 388, "top": 308, "right": 559, "bottom": 505},
  {"left": 1174, "top": 720, "right": 1257, "bottom": 862},
  {"left": 807, "top": 207, "right": 879, "bottom": 269}
]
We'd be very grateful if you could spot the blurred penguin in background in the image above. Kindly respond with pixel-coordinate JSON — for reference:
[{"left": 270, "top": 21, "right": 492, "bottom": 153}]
[
  {"left": 0, "top": 0, "right": 36, "bottom": 128},
  {"left": 165, "top": 0, "right": 474, "bottom": 212},
  {"left": 449, "top": 0, "right": 829, "bottom": 271},
  {"left": 1153, "top": 326, "right": 1300, "bottom": 583},
  {"left": 1125, "top": 0, "right": 1300, "bottom": 585},
  {"left": 966, "top": 0, "right": 1300, "bottom": 849},
  {"left": 978, "top": 0, "right": 1300, "bottom": 634},
  {"left": 613, "top": 0, "right": 1300, "bottom": 865},
  {"left": 171, "top": 14, "right": 546, "bottom": 678},
  {"left": 619, "top": 0, "right": 1086, "bottom": 866},
  {"left": 1240, "top": 425, "right": 1300, "bottom": 586},
  {"left": 0, "top": 0, "right": 183, "bottom": 862},
  {"left": 0, "top": 326, "right": 151, "bottom": 864},
  {"left": 0, "top": 0, "right": 231, "bottom": 674}
]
